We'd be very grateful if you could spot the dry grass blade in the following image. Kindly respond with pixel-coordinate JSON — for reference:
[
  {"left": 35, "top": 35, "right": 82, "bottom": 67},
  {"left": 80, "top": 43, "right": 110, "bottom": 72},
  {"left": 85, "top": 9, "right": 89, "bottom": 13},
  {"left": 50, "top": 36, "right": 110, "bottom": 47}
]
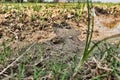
[
  {"left": 112, "top": 55, "right": 120, "bottom": 62},
  {"left": 93, "top": 57, "right": 112, "bottom": 71},
  {"left": 0, "top": 42, "right": 37, "bottom": 75}
]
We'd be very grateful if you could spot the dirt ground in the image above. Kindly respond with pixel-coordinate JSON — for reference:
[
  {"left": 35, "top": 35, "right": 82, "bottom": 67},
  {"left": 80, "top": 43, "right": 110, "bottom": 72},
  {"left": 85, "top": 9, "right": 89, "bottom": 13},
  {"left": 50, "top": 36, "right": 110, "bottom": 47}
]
[
  {"left": 0, "top": 4, "right": 120, "bottom": 79},
  {"left": 0, "top": 5, "right": 120, "bottom": 49},
  {"left": 0, "top": 4, "right": 120, "bottom": 63}
]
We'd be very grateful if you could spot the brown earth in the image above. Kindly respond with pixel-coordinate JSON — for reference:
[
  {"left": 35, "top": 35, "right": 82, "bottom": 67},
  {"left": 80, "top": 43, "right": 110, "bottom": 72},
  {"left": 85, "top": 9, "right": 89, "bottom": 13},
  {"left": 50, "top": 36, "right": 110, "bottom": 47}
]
[
  {"left": 0, "top": 5, "right": 120, "bottom": 79},
  {"left": 0, "top": 5, "right": 120, "bottom": 59}
]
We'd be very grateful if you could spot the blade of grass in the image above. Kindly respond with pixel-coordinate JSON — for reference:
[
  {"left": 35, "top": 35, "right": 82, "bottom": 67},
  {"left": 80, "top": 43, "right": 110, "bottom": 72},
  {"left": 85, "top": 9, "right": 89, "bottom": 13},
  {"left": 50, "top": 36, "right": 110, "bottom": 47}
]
[
  {"left": 88, "top": 34, "right": 120, "bottom": 54},
  {"left": 74, "top": 0, "right": 120, "bottom": 77},
  {"left": 74, "top": 0, "right": 92, "bottom": 73}
]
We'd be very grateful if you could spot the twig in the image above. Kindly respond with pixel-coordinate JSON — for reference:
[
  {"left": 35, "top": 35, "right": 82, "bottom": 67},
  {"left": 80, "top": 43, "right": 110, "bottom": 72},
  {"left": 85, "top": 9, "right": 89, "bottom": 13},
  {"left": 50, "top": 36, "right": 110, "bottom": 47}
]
[
  {"left": 112, "top": 55, "right": 120, "bottom": 62},
  {"left": 93, "top": 57, "right": 112, "bottom": 71},
  {"left": 0, "top": 42, "right": 37, "bottom": 75}
]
